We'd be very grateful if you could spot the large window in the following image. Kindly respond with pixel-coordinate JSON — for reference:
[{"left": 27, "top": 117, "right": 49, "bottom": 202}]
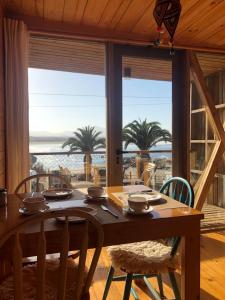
[
  {"left": 28, "top": 38, "right": 106, "bottom": 188},
  {"left": 122, "top": 56, "right": 172, "bottom": 190},
  {"left": 190, "top": 52, "right": 225, "bottom": 207}
]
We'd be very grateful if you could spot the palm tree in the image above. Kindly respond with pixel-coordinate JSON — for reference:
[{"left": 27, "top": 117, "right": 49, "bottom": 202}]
[
  {"left": 123, "top": 119, "right": 172, "bottom": 175},
  {"left": 123, "top": 119, "right": 172, "bottom": 152},
  {"left": 62, "top": 126, "right": 105, "bottom": 180}
]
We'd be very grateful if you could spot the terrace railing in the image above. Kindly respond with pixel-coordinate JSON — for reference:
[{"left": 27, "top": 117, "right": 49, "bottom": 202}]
[{"left": 30, "top": 149, "right": 172, "bottom": 190}]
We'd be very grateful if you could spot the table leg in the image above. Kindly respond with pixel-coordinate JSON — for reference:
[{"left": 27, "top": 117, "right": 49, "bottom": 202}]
[{"left": 181, "top": 222, "right": 201, "bottom": 300}]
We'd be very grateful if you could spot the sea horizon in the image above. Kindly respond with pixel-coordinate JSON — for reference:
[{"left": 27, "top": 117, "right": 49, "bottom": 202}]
[{"left": 30, "top": 141, "right": 172, "bottom": 154}]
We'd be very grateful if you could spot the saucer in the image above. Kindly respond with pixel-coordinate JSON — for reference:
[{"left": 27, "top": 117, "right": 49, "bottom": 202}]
[
  {"left": 19, "top": 205, "right": 50, "bottom": 215},
  {"left": 147, "top": 193, "right": 161, "bottom": 203},
  {"left": 123, "top": 206, "right": 153, "bottom": 215}
]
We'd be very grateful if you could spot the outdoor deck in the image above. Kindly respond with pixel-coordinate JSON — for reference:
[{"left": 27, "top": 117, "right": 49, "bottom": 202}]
[
  {"left": 88, "top": 232, "right": 225, "bottom": 300},
  {"left": 202, "top": 205, "right": 225, "bottom": 233}
]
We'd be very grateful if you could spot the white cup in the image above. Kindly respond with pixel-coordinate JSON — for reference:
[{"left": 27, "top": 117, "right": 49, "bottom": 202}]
[
  {"left": 128, "top": 196, "right": 150, "bottom": 212},
  {"left": 87, "top": 186, "right": 104, "bottom": 198},
  {"left": 22, "top": 196, "right": 46, "bottom": 212}
]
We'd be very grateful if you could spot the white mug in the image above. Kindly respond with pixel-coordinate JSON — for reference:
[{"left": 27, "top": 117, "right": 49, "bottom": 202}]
[{"left": 128, "top": 196, "right": 149, "bottom": 212}]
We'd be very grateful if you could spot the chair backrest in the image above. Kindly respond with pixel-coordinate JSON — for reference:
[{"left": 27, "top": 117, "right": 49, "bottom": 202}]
[
  {"left": 160, "top": 176, "right": 194, "bottom": 207},
  {"left": 159, "top": 177, "right": 194, "bottom": 256},
  {"left": 14, "top": 173, "right": 72, "bottom": 195},
  {"left": 142, "top": 162, "right": 156, "bottom": 187},
  {"left": 0, "top": 208, "right": 104, "bottom": 300}
]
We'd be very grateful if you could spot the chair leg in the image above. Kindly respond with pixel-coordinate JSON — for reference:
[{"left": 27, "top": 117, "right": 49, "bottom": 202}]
[
  {"left": 156, "top": 273, "right": 164, "bottom": 298},
  {"left": 143, "top": 276, "right": 161, "bottom": 300},
  {"left": 168, "top": 271, "right": 181, "bottom": 300},
  {"left": 102, "top": 266, "right": 115, "bottom": 300},
  {"left": 123, "top": 273, "right": 133, "bottom": 300},
  {"left": 131, "top": 287, "right": 139, "bottom": 300}
]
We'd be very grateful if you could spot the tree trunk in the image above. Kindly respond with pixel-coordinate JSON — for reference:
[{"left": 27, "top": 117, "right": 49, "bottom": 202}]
[{"left": 84, "top": 152, "right": 92, "bottom": 181}]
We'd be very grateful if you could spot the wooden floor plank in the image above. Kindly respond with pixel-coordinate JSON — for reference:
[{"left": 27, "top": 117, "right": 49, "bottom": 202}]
[{"left": 88, "top": 232, "right": 225, "bottom": 299}]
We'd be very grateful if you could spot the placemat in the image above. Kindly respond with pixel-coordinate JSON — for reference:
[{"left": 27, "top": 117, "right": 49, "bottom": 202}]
[{"left": 111, "top": 192, "right": 187, "bottom": 211}]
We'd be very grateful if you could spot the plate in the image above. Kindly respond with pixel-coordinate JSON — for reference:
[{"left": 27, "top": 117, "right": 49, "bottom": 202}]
[
  {"left": 123, "top": 206, "right": 153, "bottom": 215},
  {"left": 55, "top": 206, "right": 97, "bottom": 223},
  {"left": 42, "top": 188, "right": 73, "bottom": 199},
  {"left": 19, "top": 205, "right": 50, "bottom": 215},
  {"left": 129, "top": 192, "right": 161, "bottom": 203}
]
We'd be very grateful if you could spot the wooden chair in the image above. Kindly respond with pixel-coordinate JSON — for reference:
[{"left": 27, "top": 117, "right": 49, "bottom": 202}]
[
  {"left": 93, "top": 166, "right": 106, "bottom": 187},
  {"left": 0, "top": 208, "right": 104, "bottom": 300},
  {"left": 102, "top": 177, "right": 194, "bottom": 300},
  {"left": 14, "top": 173, "right": 72, "bottom": 195}
]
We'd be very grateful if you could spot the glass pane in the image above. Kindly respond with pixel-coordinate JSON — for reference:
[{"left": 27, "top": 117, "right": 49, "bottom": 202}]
[
  {"left": 122, "top": 56, "right": 172, "bottom": 191},
  {"left": 29, "top": 39, "right": 106, "bottom": 188}
]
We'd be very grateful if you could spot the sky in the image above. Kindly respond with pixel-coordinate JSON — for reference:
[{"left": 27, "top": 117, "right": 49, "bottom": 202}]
[{"left": 28, "top": 68, "right": 172, "bottom": 136}]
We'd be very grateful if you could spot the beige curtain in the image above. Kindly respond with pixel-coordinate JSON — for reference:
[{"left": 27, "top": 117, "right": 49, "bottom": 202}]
[{"left": 4, "top": 19, "right": 29, "bottom": 193}]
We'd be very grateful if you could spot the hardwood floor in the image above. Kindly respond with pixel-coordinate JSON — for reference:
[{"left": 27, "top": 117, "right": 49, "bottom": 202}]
[{"left": 88, "top": 232, "right": 225, "bottom": 300}]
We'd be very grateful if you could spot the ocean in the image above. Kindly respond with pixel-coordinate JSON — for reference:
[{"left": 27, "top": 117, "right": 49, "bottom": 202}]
[{"left": 30, "top": 142, "right": 172, "bottom": 172}]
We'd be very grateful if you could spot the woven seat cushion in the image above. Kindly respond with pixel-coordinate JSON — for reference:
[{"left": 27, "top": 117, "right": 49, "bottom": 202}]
[
  {"left": 108, "top": 240, "right": 179, "bottom": 274},
  {"left": 0, "top": 258, "right": 87, "bottom": 300}
]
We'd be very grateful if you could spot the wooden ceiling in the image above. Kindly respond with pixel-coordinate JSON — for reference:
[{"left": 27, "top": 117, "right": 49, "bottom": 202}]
[{"left": 3, "top": 0, "right": 225, "bottom": 52}]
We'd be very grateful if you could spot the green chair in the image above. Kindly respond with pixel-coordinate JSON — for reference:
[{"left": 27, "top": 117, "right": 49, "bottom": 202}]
[{"left": 102, "top": 177, "right": 194, "bottom": 300}]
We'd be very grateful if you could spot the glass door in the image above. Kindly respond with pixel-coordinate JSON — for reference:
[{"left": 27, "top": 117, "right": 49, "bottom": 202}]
[
  {"left": 106, "top": 45, "right": 173, "bottom": 188},
  {"left": 106, "top": 45, "right": 190, "bottom": 187},
  {"left": 122, "top": 55, "right": 172, "bottom": 191}
]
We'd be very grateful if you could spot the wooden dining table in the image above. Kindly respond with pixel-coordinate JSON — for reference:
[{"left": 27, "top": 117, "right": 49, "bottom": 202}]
[{"left": 0, "top": 185, "right": 203, "bottom": 300}]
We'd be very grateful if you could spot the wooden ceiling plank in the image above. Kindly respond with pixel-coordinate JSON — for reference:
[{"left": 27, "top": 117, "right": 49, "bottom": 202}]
[
  {"left": 131, "top": 1, "right": 155, "bottom": 35},
  {"left": 44, "top": 0, "right": 65, "bottom": 21},
  {"left": 97, "top": 0, "right": 123, "bottom": 28},
  {"left": 22, "top": 0, "right": 35, "bottom": 16},
  {"left": 203, "top": 27, "right": 225, "bottom": 47},
  {"left": 108, "top": 0, "right": 132, "bottom": 29},
  {"left": 115, "top": 0, "right": 151, "bottom": 32},
  {"left": 176, "top": 0, "right": 221, "bottom": 38},
  {"left": 177, "top": 3, "right": 225, "bottom": 44},
  {"left": 62, "top": 0, "right": 79, "bottom": 23},
  {"left": 81, "top": 0, "right": 109, "bottom": 26},
  {"left": 74, "top": 0, "right": 88, "bottom": 24},
  {"left": 34, "top": 0, "right": 44, "bottom": 18}
]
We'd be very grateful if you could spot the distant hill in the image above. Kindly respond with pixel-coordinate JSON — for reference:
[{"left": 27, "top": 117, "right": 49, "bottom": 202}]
[
  {"left": 30, "top": 128, "right": 106, "bottom": 143},
  {"left": 30, "top": 136, "right": 67, "bottom": 143}
]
